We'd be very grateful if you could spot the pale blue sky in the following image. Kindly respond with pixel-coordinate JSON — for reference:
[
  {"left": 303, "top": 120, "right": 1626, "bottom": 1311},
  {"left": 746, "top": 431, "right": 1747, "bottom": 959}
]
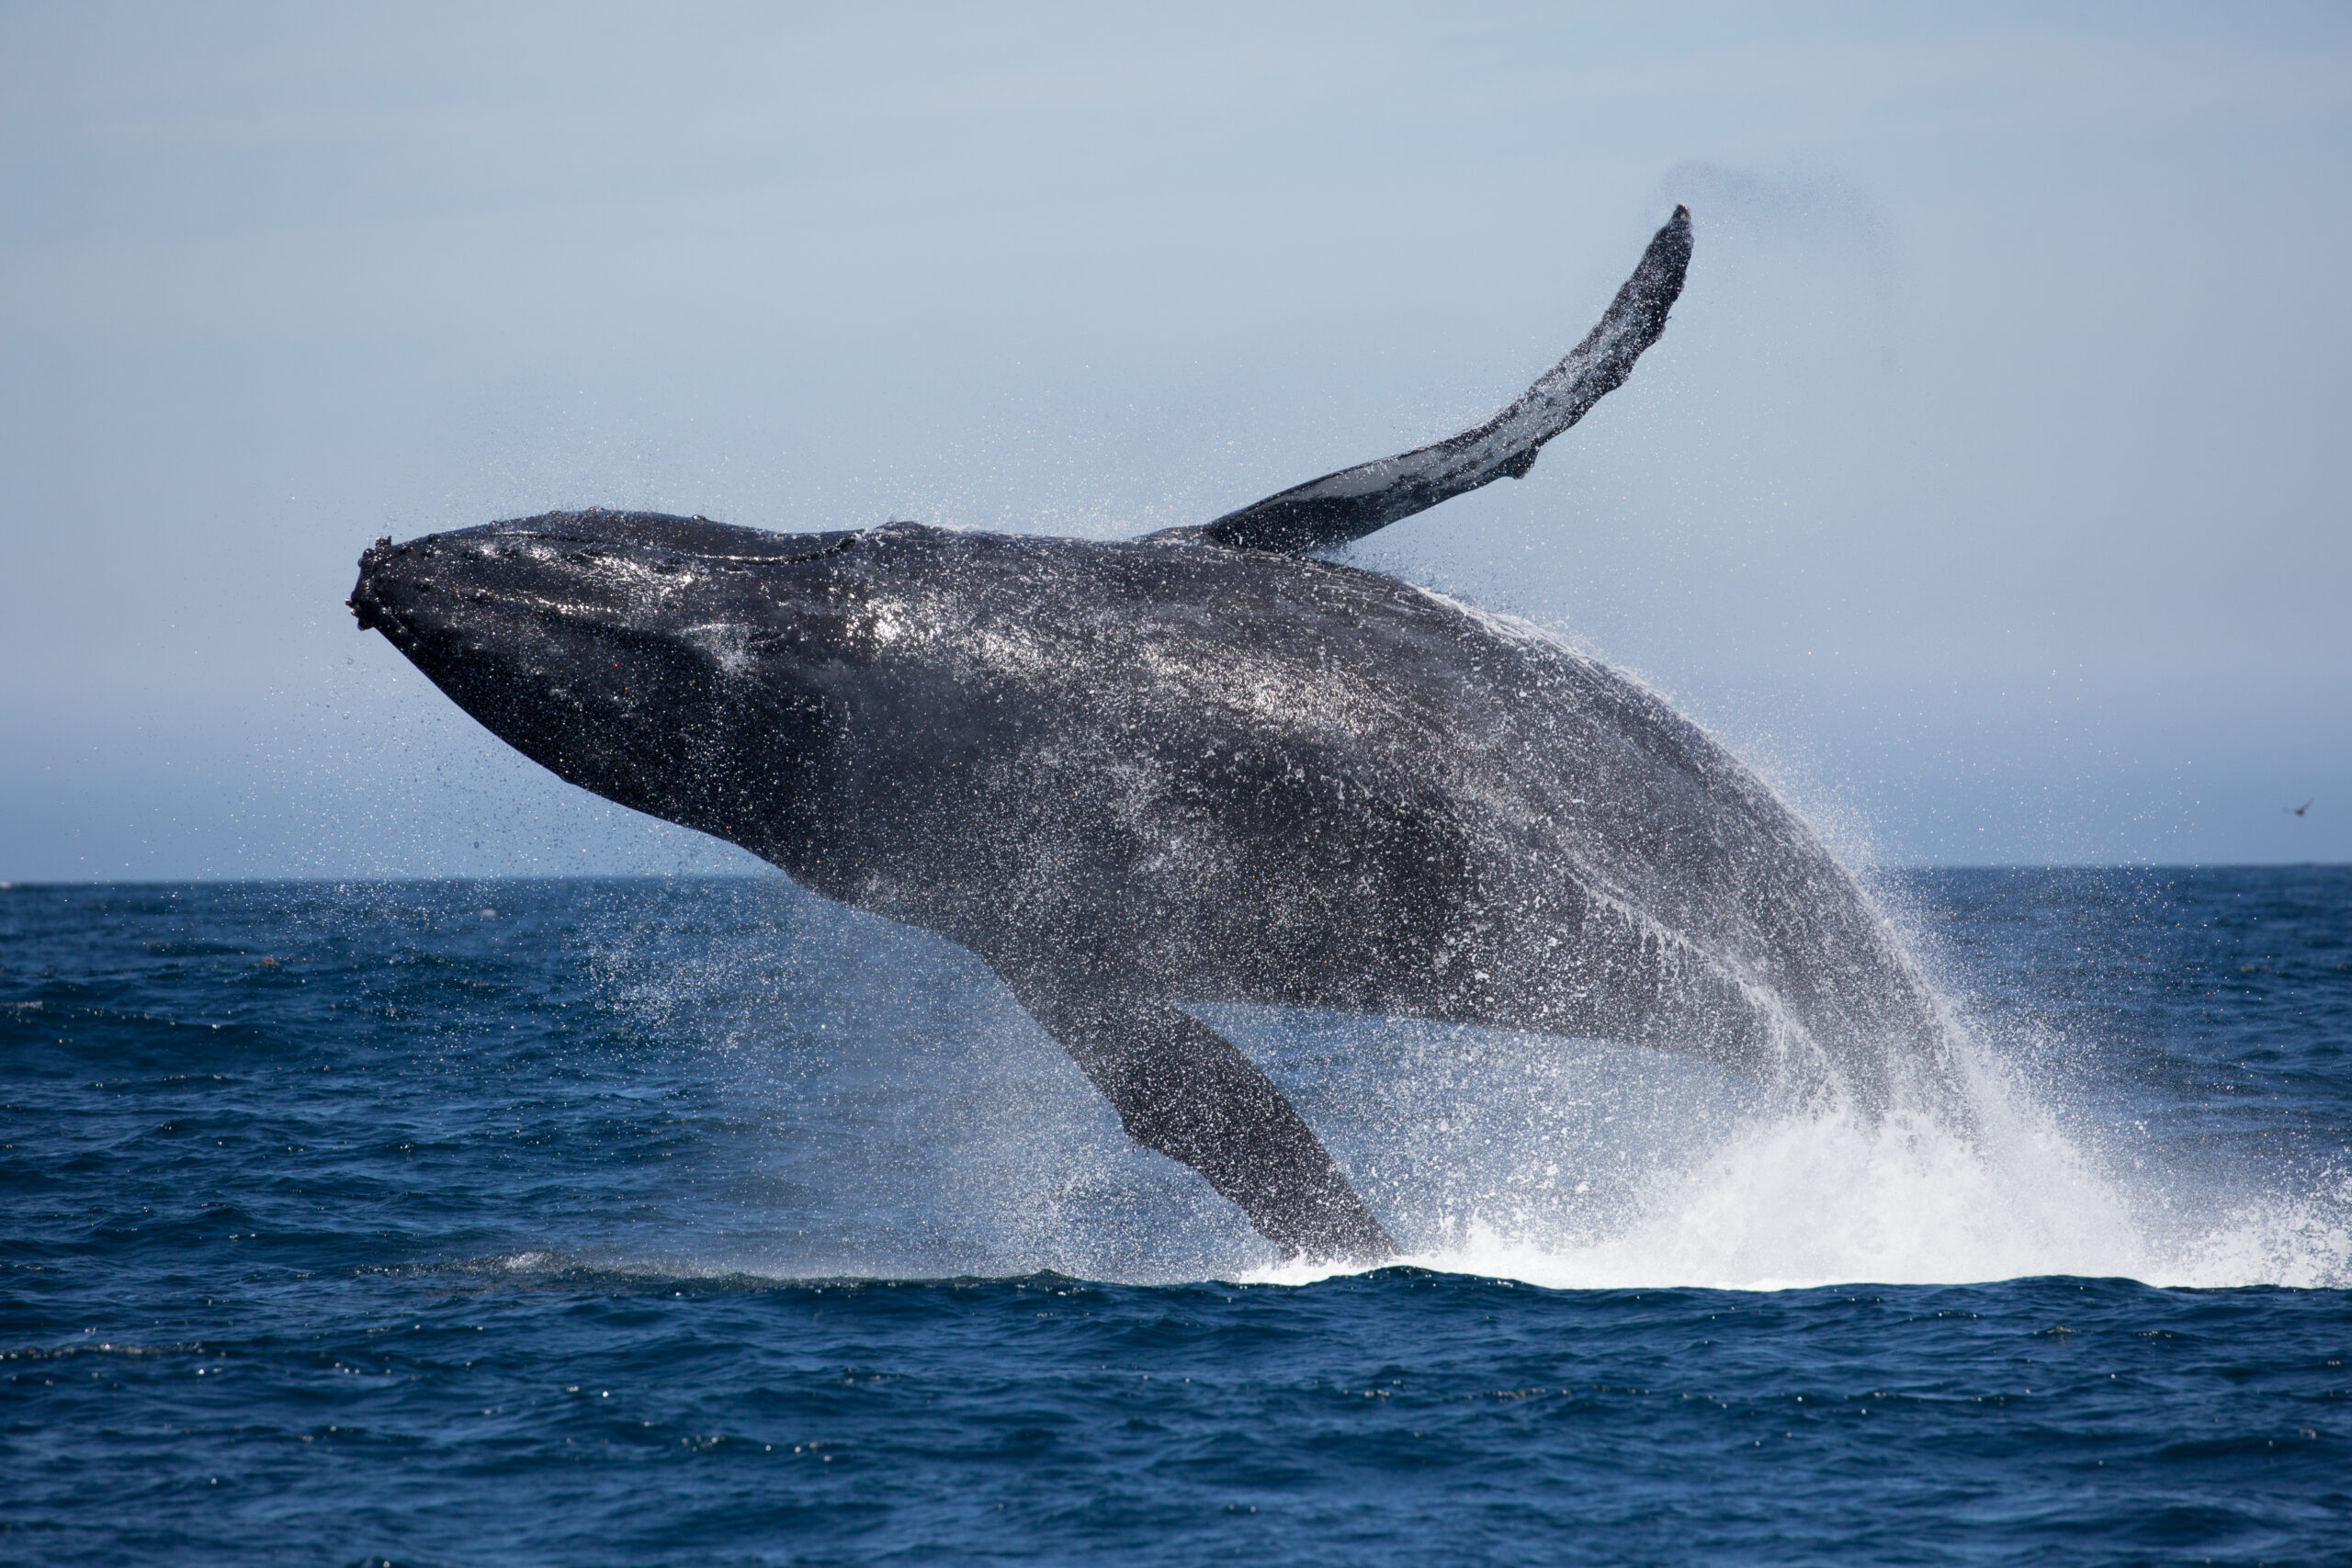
[{"left": 4, "top": 2, "right": 2346, "bottom": 877}]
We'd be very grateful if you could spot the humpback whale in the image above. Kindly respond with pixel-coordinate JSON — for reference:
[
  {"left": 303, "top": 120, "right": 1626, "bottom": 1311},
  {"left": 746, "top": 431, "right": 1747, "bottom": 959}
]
[{"left": 349, "top": 208, "right": 1962, "bottom": 1263}]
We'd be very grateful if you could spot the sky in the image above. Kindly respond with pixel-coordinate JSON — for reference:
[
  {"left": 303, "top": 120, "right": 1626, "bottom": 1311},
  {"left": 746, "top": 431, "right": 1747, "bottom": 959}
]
[{"left": 2, "top": 2, "right": 2346, "bottom": 878}]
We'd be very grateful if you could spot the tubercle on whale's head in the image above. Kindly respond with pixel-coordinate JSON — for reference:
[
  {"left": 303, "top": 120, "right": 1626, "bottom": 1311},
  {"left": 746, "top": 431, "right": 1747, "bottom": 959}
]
[{"left": 347, "top": 508, "right": 876, "bottom": 862}]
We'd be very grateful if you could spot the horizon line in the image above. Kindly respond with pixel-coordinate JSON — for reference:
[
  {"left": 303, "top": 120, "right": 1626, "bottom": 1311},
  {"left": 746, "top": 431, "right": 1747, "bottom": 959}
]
[{"left": 6, "top": 862, "right": 2349, "bottom": 891}]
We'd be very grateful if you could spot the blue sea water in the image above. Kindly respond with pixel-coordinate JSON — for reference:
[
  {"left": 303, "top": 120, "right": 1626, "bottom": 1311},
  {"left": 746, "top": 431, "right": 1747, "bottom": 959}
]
[{"left": 4, "top": 868, "right": 2348, "bottom": 1565}]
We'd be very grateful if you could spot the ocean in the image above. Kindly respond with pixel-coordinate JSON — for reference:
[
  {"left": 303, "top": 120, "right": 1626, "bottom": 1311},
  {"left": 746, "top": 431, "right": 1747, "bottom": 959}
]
[{"left": 4, "top": 867, "right": 2346, "bottom": 1564}]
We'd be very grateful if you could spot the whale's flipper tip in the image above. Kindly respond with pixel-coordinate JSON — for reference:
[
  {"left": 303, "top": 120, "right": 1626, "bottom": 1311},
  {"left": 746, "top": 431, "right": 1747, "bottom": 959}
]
[{"left": 1180, "top": 206, "right": 1693, "bottom": 557}]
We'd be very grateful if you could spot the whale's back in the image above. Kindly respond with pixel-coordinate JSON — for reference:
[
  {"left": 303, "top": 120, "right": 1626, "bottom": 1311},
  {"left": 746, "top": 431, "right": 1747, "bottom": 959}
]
[{"left": 812, "top": 527, "right": 1954, "bottom": 1112}]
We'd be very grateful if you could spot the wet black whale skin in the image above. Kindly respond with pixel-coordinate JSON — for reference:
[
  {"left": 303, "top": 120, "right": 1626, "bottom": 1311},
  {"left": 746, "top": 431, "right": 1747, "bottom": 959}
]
[{"left": 346, "top": 209, "right": 1961, "bottom": 1262}]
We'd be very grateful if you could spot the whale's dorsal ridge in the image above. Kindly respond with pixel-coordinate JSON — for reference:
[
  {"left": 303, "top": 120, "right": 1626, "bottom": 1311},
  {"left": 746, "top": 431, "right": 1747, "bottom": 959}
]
[{"left": 1169, "top": 205, "right": 1691, "bottom": 558}]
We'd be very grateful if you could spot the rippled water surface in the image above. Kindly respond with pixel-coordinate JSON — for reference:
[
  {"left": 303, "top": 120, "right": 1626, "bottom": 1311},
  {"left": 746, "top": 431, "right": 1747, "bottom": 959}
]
[{"left": 5, "top": 869, "right": 2348, "bottom": 1563}]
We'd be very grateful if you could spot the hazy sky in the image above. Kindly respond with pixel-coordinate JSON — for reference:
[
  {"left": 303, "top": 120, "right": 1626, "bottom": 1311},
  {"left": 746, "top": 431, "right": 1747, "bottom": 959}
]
[{"left": 4, "top": 2, "right": 2346, "bottom": 878}]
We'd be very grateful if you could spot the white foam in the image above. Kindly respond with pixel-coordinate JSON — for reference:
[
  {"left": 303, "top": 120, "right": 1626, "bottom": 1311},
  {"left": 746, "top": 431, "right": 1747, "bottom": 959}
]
[{"left": 1241, "top": 1069, "right": 2351, "bottom": 1292}]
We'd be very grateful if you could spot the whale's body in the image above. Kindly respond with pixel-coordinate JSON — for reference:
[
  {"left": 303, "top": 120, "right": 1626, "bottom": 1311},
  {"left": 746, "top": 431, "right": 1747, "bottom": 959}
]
[{"left": 349, "top": 209, "right": 1962, "bottom": 1260}]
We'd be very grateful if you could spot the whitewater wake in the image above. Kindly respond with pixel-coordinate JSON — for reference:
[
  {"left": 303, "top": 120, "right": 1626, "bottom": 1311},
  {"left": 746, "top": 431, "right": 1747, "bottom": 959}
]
[{"left": 1247, "top": 1069, "right": 2352, "bottom": 1292}]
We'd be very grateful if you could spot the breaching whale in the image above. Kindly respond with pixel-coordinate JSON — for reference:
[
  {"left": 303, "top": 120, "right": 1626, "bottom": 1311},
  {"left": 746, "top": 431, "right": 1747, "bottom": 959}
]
[{"left": 349, "top": 208, "right": 1962, "bottom": 1263}]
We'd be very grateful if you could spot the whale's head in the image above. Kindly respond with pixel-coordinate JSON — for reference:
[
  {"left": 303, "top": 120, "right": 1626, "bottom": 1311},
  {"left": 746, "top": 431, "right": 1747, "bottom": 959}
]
[{"left": 349, "top": 509, "right": 878, "bottom": 868}]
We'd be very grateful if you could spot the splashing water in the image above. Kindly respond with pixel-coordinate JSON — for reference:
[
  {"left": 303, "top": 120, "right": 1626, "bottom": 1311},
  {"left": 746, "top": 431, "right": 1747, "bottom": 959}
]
[
  {"left": 1261, "top": 1100, "right": 2350, "bottom": 1293},
  {"left": 575, "top": 866, "right": 2352, "bottom": 1292}
]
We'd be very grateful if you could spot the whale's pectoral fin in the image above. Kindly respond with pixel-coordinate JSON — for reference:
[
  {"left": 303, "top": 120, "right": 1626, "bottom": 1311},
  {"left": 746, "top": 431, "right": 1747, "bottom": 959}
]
[
  {"left": 1164, "top": 205, "right": 1691, "bottom": 557},
  {"left": 1013, "top": 984, "right": 1396, "bottom": 1264}
]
